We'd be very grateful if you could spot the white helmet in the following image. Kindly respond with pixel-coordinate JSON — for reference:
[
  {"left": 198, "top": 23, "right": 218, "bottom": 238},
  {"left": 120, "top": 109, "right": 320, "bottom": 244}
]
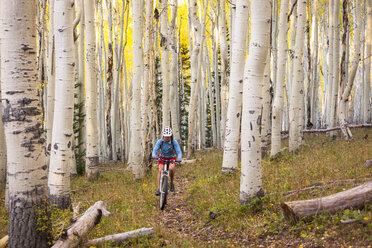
[{"left": 162, "top": 126, "right": 173, "bottom": 137}]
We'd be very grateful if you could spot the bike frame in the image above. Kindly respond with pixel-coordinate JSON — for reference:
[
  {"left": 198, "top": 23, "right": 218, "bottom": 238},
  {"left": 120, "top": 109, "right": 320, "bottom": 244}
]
[{"left": 159, "top": 159, "right": 170, "bottom": 194}]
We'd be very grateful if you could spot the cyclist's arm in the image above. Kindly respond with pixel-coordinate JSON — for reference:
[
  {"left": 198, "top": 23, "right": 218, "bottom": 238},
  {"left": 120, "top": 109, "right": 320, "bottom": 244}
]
[
  {"left": 152, "top": 139, "right": 162, "bottom": 158},
  {"left": 173, "top": 139, "right": 182, "bottom": 160}
]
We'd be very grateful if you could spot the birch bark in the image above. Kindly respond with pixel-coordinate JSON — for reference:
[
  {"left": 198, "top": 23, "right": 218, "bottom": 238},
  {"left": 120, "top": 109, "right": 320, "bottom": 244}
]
[
  {"left": 85, "top": 0, "right": 100, "bottom": 181},
  {"left": 130, "top": 0, "right": 145, "bottom": 179},
  {"left": 46, "top": 0, "right": 55, "bottom": 164},
  {"left": 48, "top": 0, "right": 75, "bottom": 209},
  {"left": 0, "top": 78, "right": 5, "bottom": 195},
  {"left": 240, "top": 0, "right": 271, "bottom": 205},
  {"left": 270, "top": 0, "right": 289, "bottom": 157},
  {"left": 338, "top": 0, "right": 362, "bottom": 140},
  {"left": 221, "top": 0, "right": 249, "bottom": 172},
  {"left": 161, "top": 0, "right": 171, "bottom": 127},
  {"left": 326, "top": 0, "right": 334, "bottom": 127},
  {"left": 143, "top": 0, "right": 154, "bottom": 164},
  {"left": 363, "top": 0, "right": 371, "bottom": 122},
  {"left": 187, "top": 0, "right": 202, "bottom": 157},
  {"left": 1, "top": 0, "right": 50, "bottom": 245},
  {"left": 289, "top": 0, "right": 306, "bottom": 152},
  {"left": 220, "top": 0, "right": 229, "bottom": 146},
  {"left": 169, "top": 0, "right": 181, "bottom": 142}
]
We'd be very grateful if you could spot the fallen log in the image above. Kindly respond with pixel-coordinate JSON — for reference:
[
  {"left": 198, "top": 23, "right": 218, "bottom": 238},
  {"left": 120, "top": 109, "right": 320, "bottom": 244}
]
[
  {"left": 84, "top": 228, "right": 155, "bottom": 246},
  {"left": 0, "top": 235, "right": 8, "bottom": 248},
  {"left": 52, "top": 201, "right": 110, "bottom": 248},
  {"left": 302, "top": 124, "right": 372, "bottom": 133},
  {"left": 281, "top": 181, "right": 372, "bottom": 224}
]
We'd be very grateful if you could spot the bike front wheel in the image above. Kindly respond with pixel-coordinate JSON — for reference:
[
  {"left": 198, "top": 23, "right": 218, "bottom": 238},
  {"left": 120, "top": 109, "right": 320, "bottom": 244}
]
[{"left": 159, "top": 176, "right": 168, "bottom": 210}]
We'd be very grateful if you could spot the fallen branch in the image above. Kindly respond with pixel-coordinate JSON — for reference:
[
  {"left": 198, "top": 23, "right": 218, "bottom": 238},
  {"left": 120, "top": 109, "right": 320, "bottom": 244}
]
[
  {"left": 310, "top": 178, "right": 372, "bottom": 187},
  {"left": 285, "top": 186, "right": 322, "bottom": 197},
  {"left": 302, "top": 124, "right": 372, "bottom": 133},
  {"left": 84, "top": 228, "right": 155, "bottom": 246},
  {"left": 52, "top": 201, "right": 110, "bottom": 248},
  {"left": 0, "top": 235, "right": 8, "bottom": 248},
  {"left": 281, "top": 181, "right": 372, "bottom": 224}
]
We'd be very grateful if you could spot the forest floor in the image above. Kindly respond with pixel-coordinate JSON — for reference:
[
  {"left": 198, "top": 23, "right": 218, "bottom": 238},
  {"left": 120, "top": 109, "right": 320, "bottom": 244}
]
[{"left": 0, "top": 128, "right": 372, "bottom": 247}]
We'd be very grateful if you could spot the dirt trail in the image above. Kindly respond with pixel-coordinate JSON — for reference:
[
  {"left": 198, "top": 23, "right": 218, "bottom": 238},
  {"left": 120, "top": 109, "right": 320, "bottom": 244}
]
[{"left": 157, "top": 177, "right": 251, "bottom": 247}]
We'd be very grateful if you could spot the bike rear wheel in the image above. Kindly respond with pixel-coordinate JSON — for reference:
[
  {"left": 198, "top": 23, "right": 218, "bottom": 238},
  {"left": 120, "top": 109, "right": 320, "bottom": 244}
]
[{"left": 159, "top": 176, "right": 168, "bottom": 210}]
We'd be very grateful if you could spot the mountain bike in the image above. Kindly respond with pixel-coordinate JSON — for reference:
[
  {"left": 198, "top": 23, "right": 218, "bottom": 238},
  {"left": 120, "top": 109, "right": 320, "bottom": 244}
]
[{"left": 153, "top": 157, "right": 180, "bottom": 210}]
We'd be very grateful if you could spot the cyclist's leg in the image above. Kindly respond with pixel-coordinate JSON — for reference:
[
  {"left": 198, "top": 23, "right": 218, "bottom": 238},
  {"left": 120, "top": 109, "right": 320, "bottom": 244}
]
[
  {"left": 169, "top": 162, "right": 175, "bottom": 183},
  {"left": 157, "top": 163, "right": 164, "bottom": 188}
]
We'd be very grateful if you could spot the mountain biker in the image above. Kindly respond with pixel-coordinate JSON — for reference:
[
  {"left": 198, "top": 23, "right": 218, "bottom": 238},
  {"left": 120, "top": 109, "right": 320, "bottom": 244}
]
[{"left": 152, "top": 126, "right": 182, "bottom": 196}]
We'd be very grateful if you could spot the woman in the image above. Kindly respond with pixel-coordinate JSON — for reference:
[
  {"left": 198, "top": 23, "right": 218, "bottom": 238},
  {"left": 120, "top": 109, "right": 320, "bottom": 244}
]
[{"left": 152, "top": 126, "right": 182, "bottom": 195}]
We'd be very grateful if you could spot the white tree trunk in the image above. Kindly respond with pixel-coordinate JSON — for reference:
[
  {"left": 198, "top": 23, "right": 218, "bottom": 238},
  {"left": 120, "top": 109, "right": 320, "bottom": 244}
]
[
  {"left": 221, "top": 0, "right": 249, "bottom": 172},
  {"left": 1, "top": 0, "right": 50, "bottom": 245},
  {"left": 326, "top": 0, "right": 334, "bottom": 127},
  {"left": 240, "top": 0, "right": 271, "bottom": 205},
  {"left": 84, "top": 0, "right": 100, "bottom": 181},
  {"left": 220, "top": 0, "right": 229, "bottom": 146},
  {"left": 48, "top": 0, "right": 75, "bottom": 209},
  {"left": 363, "top": 0, "right": 371, "bottom": 123},
  {"left": 46, "top": 0, "right": 55, "bottom": 165},
  {"left": 338, "top": 0, "right": 362, "bottom": 140},
  {"left": 187, "top": 0, "right": 202, "bottom": 157},
  {"left": 270, "top": 0, "right": 289, "bottom": 157},
  {"left": 310, "top": 0, "right": 319, "bottom": 127},
  {"left": 289, "top": 0, "right": 306, "bottom": 152},
  {"left": 330, "top": 0, "right": 340, "bottom": 134},
  {"left": 169, "top": 0, "right": 181, "bottom": 142},
  {"left": 78, "top": 0, "right": 86, "bottom": 160},
  {"left": 160, "top": 0, "right": 170, "bottom": 127},
  {"left": 142, "top": 0, "right": 154, "bottom": 164},
  {"left": 0, "top": 77, "right": 5, "bottom": 195},
  {"left": 130, "top": 0, "right": 145, "bottom": 179}
]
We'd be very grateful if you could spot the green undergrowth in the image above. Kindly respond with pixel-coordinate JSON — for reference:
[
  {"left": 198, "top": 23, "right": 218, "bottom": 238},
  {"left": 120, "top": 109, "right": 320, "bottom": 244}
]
[
  {"left": 183, "top": 129, "right": 372, "bottom": 246},
  {"left": 0, "top": 129, "right": 371, "bottom": 247}
]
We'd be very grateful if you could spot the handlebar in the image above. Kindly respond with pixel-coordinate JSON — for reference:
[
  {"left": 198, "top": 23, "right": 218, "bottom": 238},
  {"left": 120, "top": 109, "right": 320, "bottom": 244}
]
[{"left": 152, "top": 157, "right": 182, "bottom": 163}]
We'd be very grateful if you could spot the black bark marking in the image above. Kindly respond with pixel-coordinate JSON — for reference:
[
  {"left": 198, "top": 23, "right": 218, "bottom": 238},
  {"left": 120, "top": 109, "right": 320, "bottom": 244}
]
[
  {"left": 54, "top": 143, "right": 58, "bottom": 150},
  {"left": 42, "top": 165, "right": 47, "bottom": 170},
  {"left": 47, "top": 143, "right": 51, "bottom": 151},
  {"left": 6, "top": 90, "right": 24, "bottom": 95},
  {"left": 67, "top": 141, "right": 72, "bottom": 148},
  {"left": 252, "top": 136, "right": 255, "bottom": 142},
  {"left": 249, "top": 110, "right": 255, "bottom": 114},
  {"left": 236, "top": 113, "right": 240, "bottom": 118},
  {"left": 13, "top": 130, "right": 22, "bottom": 134},
  {"left": 94, "top": 209, "right": 103, "bottom": 225}
]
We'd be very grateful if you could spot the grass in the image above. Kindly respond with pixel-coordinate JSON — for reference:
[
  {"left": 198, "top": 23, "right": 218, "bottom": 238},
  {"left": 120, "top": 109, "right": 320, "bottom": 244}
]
[{"left": 0, "top": 128, "right": 371, "bottom": 247}]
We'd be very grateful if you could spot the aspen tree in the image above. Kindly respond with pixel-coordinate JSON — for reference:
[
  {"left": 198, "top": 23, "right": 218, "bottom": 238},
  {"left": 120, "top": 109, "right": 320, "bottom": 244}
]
[
  {"left": 326, "top": 0, "right": 335, "bottom": 128},
  {"left": 330, "top": 0, "right": 340, "bottom": 134},
  {"left": 143, "top": 0, "right": 154, "bottom": 164},
  {"left": 85, "top": 0, "right": 100, "bottom": 181},
  {"left": 363, "top": 0, "right": 371, "bottom": 122},
  {"left": 0, "top": 79, "right": 5, "bottom": 195},
  {"left": 338, "top": 0, "right": 362, "bottom": 140},
  {"left": 1, "top": 0, "right": 50, "bottom": 245},
  {"left": 170, "top": 0, "right": 181, "bottom": 142},
  {"left": 46, "top": 0, "right": 55, "bottom": 165},
  {"left": 220, "top": 0, "right": 229, "bottom": 145},
  {"left": 240, "top": 0, "right": 271, "bottom": 205},
  {"left": 161, "top": 0, "right": 171, "bottom": 127},
  {"left": 289, "top": 0, "right": 306, "bottom": 152},
  {"left": 271, "top": 0, "right": 289, "bottom": 157},
  {"left": 78, "top": 0, "right": 86, "bottom": 158},
  {"left": 221, "top": 0, "right": 249, "bottom": 172},
  {"left": 130, "top": 0, "right": 145, "bottom": 179},
  {"left": 310, "top": 0, "right": 319, "bottom": 127},
  {"left": 187, "top": 0, "right": 203, "bottom": 157},
  {"left": 48, "top": 0, "right": 75, "bottom": 209}
]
